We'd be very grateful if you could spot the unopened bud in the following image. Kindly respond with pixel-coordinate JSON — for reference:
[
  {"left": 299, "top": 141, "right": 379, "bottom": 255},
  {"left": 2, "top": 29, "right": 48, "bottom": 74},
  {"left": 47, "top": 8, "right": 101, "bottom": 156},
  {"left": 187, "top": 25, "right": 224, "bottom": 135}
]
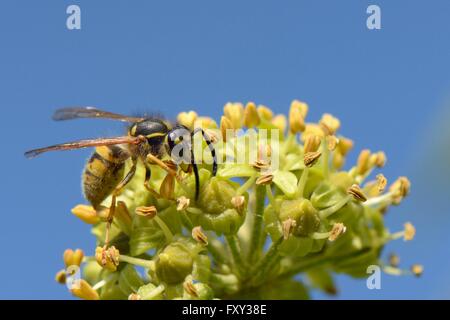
[
  {"left": 319, "top": 113, "right": 340, "bottom": 135},
  {"left": 356, "top": 149, "right": 371, "bottom": 175},
  {"left": 223, "top": 102, "right": 244, "bottom": 129},
  {"left": 271, "top": 114, "right": 287, "bottom": 132},
  {"left": 220, "top": 116, "right": 234, "bottom": 142},
  {"left": 304, "top": 135, "right": 321, "bottom": 153},
  {"left": 63, "top": 249, "right": 84, "bottom": 268},
  {"left": 257, "top": 105, "right": 274, "bottom": 121},
  {"left": 243, "top": 102, "right": 261, "bottom": 127},
  {"left": 71, "top": 205, "right": 100, "bottom": 225},
  {"left": 289, "top": 101, "right": 306, "bottom": 133},
  {"left": 177, "top": 111, "right": 198, "bottom": 130}
]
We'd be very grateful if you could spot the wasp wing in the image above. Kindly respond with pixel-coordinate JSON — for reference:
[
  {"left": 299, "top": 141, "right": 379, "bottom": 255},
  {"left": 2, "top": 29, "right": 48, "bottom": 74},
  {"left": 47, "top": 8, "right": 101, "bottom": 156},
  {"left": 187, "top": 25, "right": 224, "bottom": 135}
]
[
  {"left": 24, "top": 136, "right": 142, "bottom": 158},
  {"left": 52, "top": 107, "right": 144, "bottom": 122}
]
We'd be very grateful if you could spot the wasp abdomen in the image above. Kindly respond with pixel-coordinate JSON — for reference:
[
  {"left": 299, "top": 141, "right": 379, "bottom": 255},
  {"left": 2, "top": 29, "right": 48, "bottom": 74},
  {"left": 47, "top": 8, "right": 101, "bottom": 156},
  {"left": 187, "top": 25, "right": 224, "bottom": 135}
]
[{"left": 82, "top": 145, "right": 128, "bottom": 209}]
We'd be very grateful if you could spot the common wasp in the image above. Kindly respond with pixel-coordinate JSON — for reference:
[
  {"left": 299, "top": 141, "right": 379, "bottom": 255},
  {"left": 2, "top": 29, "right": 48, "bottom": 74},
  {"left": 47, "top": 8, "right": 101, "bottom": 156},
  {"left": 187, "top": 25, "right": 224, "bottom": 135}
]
[{"left": 25, "top": 107, "right": 217, "bottom": 246}]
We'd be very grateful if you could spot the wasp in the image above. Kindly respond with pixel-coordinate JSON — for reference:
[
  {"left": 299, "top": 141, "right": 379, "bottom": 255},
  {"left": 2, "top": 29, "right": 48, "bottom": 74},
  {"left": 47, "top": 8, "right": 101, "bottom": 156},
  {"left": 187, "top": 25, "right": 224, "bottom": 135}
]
[{"left": 25, "top": 107, "right": 217, "bottom": 245}]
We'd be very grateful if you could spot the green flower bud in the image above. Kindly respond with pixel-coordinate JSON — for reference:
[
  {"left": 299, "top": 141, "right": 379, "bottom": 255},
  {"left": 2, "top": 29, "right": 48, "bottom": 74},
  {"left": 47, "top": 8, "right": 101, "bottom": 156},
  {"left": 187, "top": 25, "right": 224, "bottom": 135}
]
[
  {"left": 279, "top": 199, "right": 320, "bottom": 237},
  {"left": 155, "top": 241, "right": 195, "bottom": 284},
  {"left": 186, "top": 174, "right": 247, "bottom": 235}
]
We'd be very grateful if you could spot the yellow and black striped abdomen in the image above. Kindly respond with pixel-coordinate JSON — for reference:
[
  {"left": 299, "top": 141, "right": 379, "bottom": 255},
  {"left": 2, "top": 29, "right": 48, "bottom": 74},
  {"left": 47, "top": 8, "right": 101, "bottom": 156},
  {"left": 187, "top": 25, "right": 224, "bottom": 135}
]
[{"left": 82, "top": 145, "right": 128, "bottom": 209}]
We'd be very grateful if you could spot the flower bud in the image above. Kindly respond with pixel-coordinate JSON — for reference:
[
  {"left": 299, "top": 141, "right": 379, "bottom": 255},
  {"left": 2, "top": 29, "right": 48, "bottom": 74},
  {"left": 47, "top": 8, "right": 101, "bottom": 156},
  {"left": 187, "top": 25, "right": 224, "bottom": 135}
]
[
  {"left": 301, "top": 124, "right": 325, "bottom": 142},
  {"left": 71, "top": 205, "right": 100, "bottom": 224},
  {"left": 220, "top": 116, "right": 234, "bottom": 142},
  {"left": 326, "top": 135, "right": 338, "bottom": 151},
  {"left": 191, "top": 177, "right": 247, "bottom": 234},
  {"left": 319, "top": 113, "right": 340, "bottom": 135},
  {"left": 243, "top": 102, "right": 261, "bottom": 127},
  {"left": 223, "top": 102, "right": 244, "bottom": 129},
  {"left": 63, "top": 249, "right": 84, "bottom": 268},
  {"left": 371, "top": 151, "right": 387, "bottom": 168},
  {"left": 356, "top": 149, "right": 371, "bottom": 175},
  {"left": 71, "top": 279, "right": 99, "bottom": 300},
  {"left": 337, "top": 137, "right": 354, "bottom": 156},
  {"left": 195, "top": 117, "right": 217, "bottom": 129},
  {"left": 155, "top": 242, "right": 194, "bottom": 284},
  {"left": 55, "top": 269, "right": 66, "bottom": 284},
  {"left": 289, "top": 100, "right": 307, "bottom": 133},
  {"left": 257, "top": 105, "right": 274, "bottom": 121},
  {"left": 177, "top": 111, "right": 198, "bottom": 130},
  {"left": 332, "top": 152, "right": 345, "bottom": 169},
  {"left": 279, "top": 199, "right": 320, "bottom": 237},
  {"left": 271, "top": 114, "right": 287, "bottom": 132},
  {"left": 304, "top": 135, "right": 321, "bottom": 153}
]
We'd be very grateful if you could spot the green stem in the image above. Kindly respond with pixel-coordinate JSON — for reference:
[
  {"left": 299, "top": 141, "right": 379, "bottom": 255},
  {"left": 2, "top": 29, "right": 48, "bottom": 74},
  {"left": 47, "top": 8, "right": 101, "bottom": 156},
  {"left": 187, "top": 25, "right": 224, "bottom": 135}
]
[
  {"left": 180, "top": 211, "right": 194, "bottom": 230},
  {"left": 236, "top": 174, "right": 257, "bottom": 195},
  {"left": 322, "top": 137, "right": 330, "bottom": 178},
  {"left": 225, "top": 235, "right": 245, "bottom": 276},
  {"left": 319, "top": 196, "right": 350, "bottom": 219},
  {"left": 250, "top": 237, "right": 283, "bottom": 283},
  {"left": 296, "top": 167, "right": 309, "bottom": 198},
  {"left": 248, "top": 185, "right": 266, "bottom": 264},
  {"left": 119, "top": 255, "right": 155, "bottom": 269},
  {"left": 154, "top": 216, "right": 174, "bottom": 243},
  {"left": 266, "top": 185, "right": 276, "bottom": 207},
  {"left": 207, "top": 240, "right": 228, "bottom": 265}
]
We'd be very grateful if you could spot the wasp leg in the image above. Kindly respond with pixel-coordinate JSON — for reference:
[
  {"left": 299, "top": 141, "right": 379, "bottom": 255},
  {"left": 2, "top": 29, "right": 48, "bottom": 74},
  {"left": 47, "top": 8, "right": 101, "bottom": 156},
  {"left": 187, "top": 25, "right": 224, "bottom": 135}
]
[
  {"left": 143, "top": 163, "right": 162, "bottom": 198},
  {"left": 192, "top": 128, "right": 217, "bottom": 176},
  {"left": 105, "top": 160, "right": 137, "bottom": 247},
  {"left": 146, "top": 154, "right": 182, "bottom": 182}
]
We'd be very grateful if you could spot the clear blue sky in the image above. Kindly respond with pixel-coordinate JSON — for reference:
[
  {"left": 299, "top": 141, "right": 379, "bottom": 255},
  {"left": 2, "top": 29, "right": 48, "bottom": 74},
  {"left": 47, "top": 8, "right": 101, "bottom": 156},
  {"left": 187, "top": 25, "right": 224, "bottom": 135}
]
[{"left": 1, "top": 0, "right": 449, "bottom": 299}]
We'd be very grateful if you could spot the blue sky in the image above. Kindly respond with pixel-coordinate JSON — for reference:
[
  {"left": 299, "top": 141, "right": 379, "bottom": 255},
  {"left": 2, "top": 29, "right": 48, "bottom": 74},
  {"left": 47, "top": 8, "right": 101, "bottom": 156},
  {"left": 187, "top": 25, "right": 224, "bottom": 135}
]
[{"left": 0, "top": 0, "right": 449, "bottom": 299}]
